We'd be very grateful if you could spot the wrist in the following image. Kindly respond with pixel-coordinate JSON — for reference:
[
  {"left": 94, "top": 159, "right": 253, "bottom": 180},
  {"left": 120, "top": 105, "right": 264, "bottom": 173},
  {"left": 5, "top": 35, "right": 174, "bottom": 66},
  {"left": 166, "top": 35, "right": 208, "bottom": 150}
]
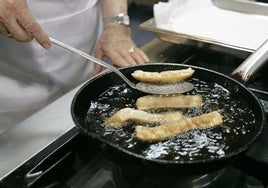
[{"left": 103, "top": 23, "right": 131, "bottom": 35}]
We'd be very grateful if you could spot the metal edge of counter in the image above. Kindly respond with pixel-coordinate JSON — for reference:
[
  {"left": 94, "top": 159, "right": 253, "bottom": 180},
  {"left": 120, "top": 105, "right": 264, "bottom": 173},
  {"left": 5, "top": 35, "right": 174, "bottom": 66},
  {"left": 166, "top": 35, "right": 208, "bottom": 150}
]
[{"left": 0, "top": 85, "right": 82, "bottom": 180}]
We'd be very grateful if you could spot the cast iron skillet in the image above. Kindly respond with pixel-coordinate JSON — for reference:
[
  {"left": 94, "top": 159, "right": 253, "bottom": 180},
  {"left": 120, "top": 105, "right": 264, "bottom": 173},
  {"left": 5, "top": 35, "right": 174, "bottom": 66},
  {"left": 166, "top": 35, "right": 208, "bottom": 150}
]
[
  {"left": 71, "top": 40, "right": 268, "bottom": 174},
  {"left": 71, "top": 62, "right": 265, "bottom": 174}
]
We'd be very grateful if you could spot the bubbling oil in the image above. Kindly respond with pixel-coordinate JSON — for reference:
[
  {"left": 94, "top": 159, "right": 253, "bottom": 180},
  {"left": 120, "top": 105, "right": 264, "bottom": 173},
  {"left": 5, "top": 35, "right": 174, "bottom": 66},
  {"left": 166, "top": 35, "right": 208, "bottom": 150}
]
[{"left": 85, "top": 78, "right": 256, "bottom": 162}]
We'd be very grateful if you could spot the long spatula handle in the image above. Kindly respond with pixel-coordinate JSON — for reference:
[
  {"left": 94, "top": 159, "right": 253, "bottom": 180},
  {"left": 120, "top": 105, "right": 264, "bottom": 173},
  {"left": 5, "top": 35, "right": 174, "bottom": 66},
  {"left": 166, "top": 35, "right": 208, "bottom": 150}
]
[{"left": 49, "top": 37, "right": 136, "bottom": 89}]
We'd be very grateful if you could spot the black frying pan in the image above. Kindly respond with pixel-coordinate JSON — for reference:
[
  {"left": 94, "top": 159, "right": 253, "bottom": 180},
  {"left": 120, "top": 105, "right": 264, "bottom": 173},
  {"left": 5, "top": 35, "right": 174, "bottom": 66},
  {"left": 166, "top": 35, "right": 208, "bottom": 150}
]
[
  {"left": 71, "top": 62, "right": 265, "bottom": 174},
  {"left": 71, "top": 40, "right": 268, "bottom": 174}
]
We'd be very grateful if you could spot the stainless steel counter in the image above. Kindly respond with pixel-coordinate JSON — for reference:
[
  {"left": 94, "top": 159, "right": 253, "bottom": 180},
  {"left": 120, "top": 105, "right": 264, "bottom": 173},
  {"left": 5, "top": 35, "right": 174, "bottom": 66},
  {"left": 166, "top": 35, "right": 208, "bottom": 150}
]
[{"left": 0, "top": 85, "right": 80, "bottom": 180}]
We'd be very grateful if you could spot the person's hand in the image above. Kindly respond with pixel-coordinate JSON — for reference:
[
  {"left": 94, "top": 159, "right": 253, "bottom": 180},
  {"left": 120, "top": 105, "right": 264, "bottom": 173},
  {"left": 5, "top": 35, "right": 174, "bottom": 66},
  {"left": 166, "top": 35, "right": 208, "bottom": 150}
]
[
  {"left": 94, "top": 24, "right": 149, "bottom": 75},
  {"left": 0, "top": 0, "right": 50, "bottom": 49}
]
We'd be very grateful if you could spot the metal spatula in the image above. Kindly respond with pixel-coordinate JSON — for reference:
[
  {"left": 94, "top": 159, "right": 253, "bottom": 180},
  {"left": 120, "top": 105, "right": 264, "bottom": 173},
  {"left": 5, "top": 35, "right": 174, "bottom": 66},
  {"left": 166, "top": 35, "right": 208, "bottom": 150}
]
[{"left": 50, "top": 37, "right": 194, "bottom": 94}]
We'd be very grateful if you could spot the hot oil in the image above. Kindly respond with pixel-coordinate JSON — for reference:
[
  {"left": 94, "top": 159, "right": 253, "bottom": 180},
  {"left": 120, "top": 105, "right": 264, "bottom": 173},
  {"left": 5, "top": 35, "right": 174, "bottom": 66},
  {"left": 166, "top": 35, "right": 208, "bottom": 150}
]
[{"left": 85, "top": 78, "right": 256, "bottom": 162}]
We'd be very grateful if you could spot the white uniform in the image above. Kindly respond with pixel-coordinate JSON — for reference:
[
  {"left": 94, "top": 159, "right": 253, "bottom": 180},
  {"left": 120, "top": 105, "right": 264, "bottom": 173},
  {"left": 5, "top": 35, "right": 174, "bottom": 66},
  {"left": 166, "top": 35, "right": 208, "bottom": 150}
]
[{"left": 0, "top": 0, "right": 102, "bottom": 134}]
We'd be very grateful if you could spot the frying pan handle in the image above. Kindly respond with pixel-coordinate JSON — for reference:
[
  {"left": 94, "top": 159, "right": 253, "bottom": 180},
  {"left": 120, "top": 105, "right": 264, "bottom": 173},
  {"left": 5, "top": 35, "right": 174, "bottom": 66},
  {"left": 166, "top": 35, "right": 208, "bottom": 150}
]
[{"left": 231, "top": 39, "right": 268, "bottom": 84}]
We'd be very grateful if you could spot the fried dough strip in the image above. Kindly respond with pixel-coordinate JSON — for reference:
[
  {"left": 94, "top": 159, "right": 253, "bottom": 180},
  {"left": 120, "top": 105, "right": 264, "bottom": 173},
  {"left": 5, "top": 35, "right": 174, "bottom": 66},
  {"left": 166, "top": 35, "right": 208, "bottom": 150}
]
[
  {"left": 136, "top": 94, "right": 203, "bottom": 110},
  {"left": 131, "top": 68, "right": 195, "bottom": 83},
  {"left": 106, "top": 108, "right": 182, "bottom": 127},
  {"left": 135, "top": 111, "right": 223, "bottom": 142}
]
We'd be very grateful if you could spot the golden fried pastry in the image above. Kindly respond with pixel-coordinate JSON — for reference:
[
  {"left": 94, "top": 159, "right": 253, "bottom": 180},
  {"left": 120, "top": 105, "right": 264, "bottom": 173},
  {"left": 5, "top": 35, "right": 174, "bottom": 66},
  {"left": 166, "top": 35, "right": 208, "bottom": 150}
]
[
  {"left": 131, "top": 68, "right": 195, "bottom": 83},
  {"left": 106, "top": 108, "right": 182, "bottom": 127},
  {"left": 135, "top": 111, "right": 223, "bottom": 142},
  {"left": 136, "top": 94, "right": 203, "bottom": 110}
]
